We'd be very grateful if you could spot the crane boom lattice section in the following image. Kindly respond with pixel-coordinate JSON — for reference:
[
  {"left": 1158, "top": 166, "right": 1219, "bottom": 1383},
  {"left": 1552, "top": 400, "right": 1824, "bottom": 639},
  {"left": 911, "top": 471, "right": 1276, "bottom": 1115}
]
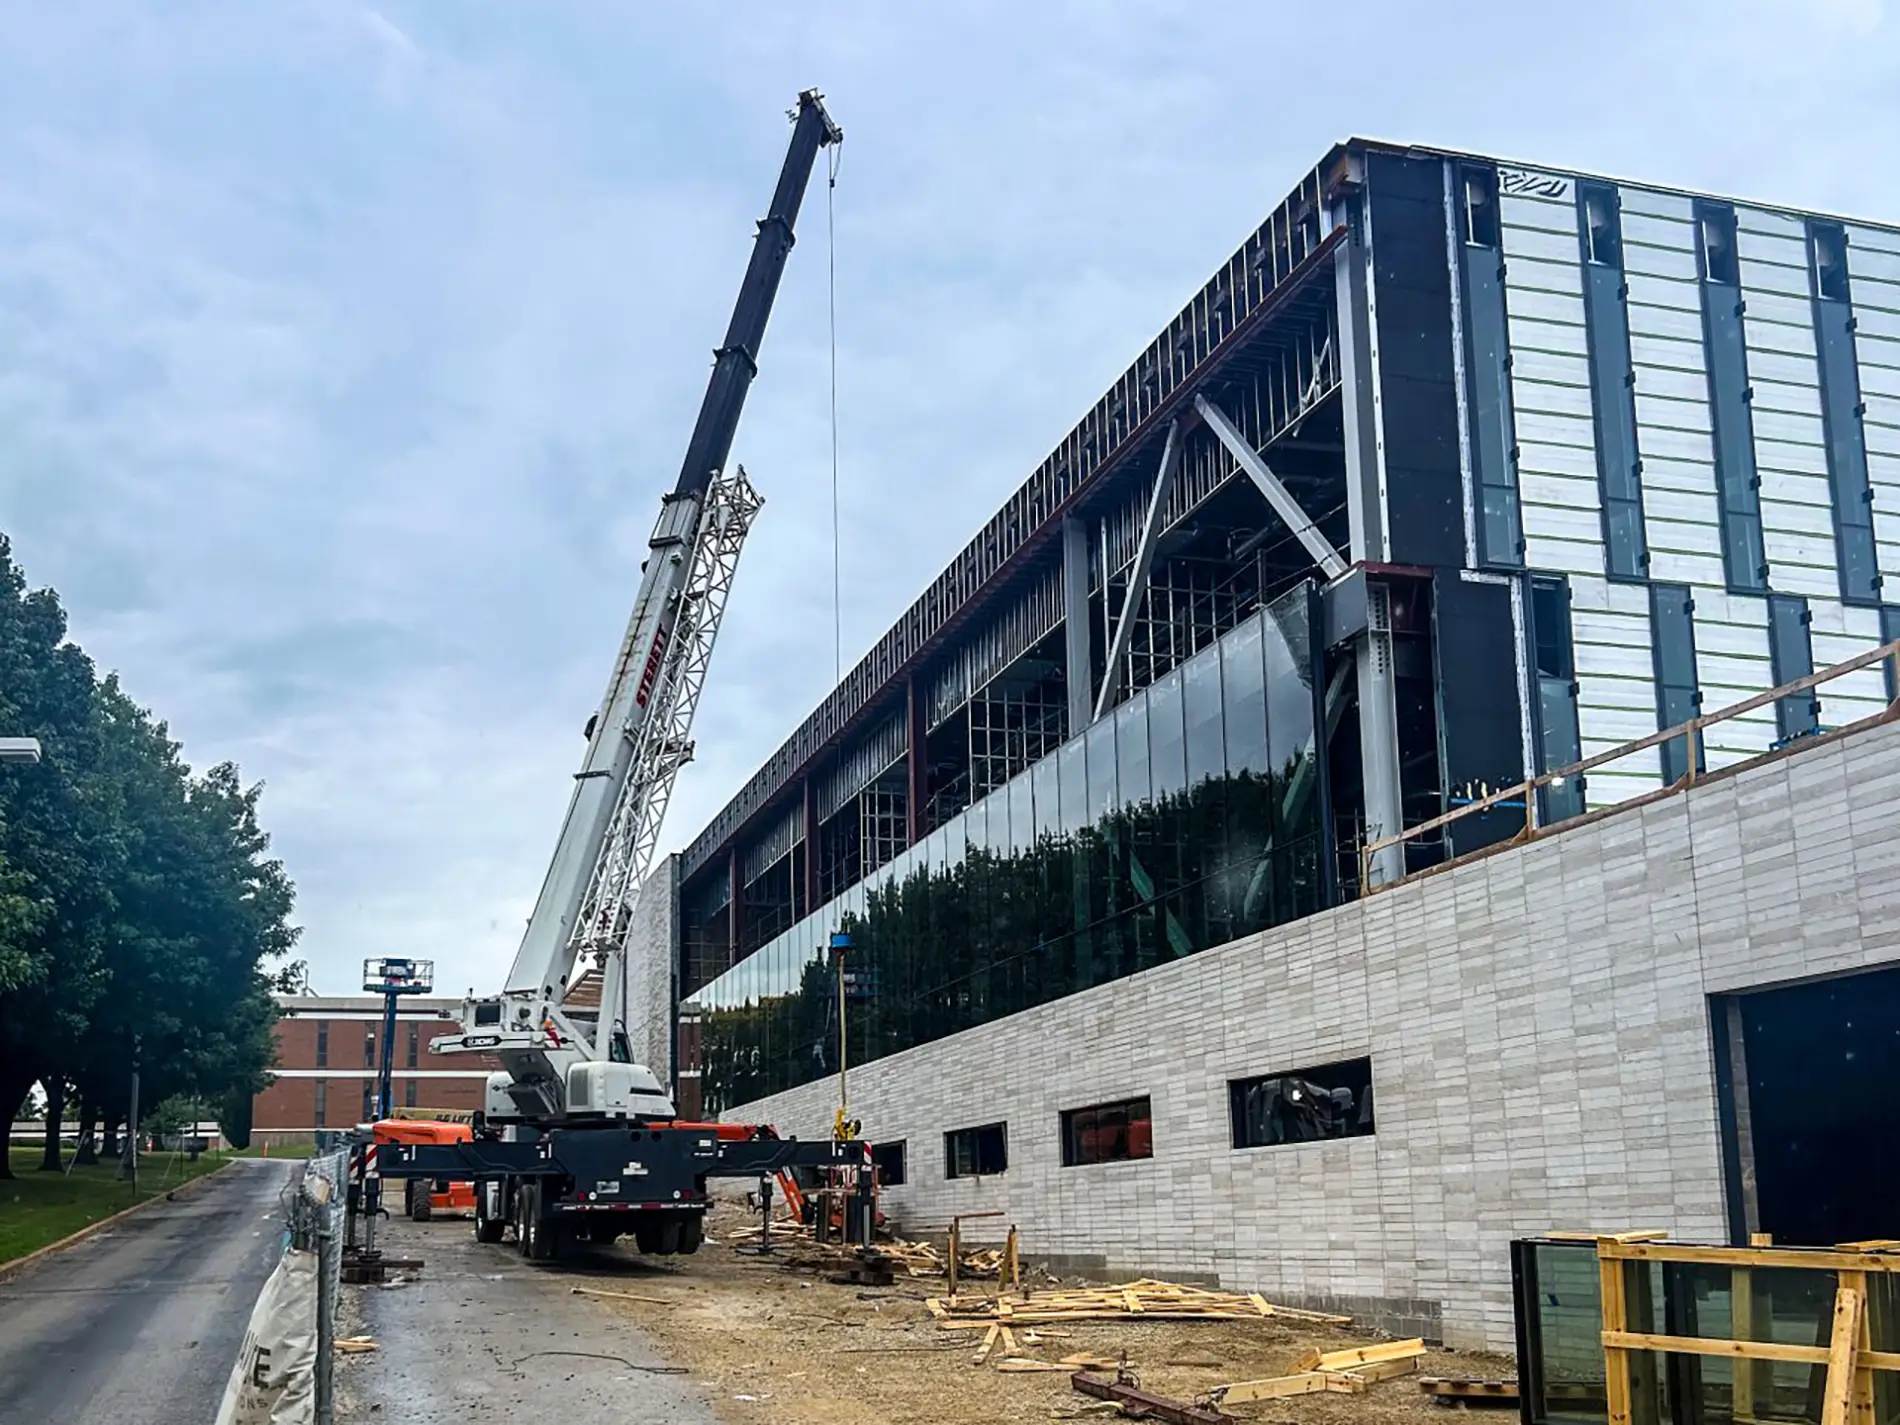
[{"left": 575, "top": 467, "right": 763, "bottom": 978}]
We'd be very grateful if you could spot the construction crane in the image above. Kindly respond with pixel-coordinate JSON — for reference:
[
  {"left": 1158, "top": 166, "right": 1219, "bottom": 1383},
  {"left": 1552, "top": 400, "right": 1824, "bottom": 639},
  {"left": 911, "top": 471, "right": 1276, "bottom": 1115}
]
[{"left": 380, "top": 91, "right": 875, "bottom": 1262}]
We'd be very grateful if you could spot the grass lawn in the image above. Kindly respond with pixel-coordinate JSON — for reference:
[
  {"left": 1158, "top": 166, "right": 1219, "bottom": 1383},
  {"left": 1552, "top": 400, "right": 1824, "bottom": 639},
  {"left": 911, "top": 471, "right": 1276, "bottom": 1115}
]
[{"left": 0, "top": 1145, "right": 235, "bottom": 1266}]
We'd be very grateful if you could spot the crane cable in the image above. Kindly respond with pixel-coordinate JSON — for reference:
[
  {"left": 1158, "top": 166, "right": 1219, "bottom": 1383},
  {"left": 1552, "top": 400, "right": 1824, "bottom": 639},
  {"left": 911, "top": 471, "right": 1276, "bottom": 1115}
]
[{"left": 826, "top": 139, "right": 843, "bottom": 685}]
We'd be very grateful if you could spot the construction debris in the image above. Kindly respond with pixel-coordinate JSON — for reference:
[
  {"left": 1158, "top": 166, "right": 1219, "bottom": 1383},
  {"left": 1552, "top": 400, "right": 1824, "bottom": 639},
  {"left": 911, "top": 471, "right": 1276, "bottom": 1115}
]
[
  {"left": 334, "top": 1336, "right": 379, "bottom": 1355},
  {"left": 1210, "top": 1337, "right": 1425, "bottom": 1404},
  {"left": 1420, "top": 1376, "right": 1521, "bottom": 1405},
  {"left": 927, "top": 1278, "right": 1353, "bottom": 1328},
  {"left": 1072, "top": 1369, "right": 1236, "bottom": 1425}
]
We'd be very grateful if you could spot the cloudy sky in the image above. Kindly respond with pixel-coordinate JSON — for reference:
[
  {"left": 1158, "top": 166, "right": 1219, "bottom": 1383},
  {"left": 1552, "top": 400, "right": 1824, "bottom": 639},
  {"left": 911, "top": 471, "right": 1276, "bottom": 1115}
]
[{"left": 3, "top": 1, "right": 1893, "bottom": 996}]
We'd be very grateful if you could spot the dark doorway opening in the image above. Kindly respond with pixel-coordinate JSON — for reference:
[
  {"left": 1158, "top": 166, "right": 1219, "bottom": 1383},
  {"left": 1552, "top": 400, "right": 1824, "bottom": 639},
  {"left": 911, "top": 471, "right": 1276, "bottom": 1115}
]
[{"left": 1713, "top": 963, "right": 1900, "bottom": 1245}]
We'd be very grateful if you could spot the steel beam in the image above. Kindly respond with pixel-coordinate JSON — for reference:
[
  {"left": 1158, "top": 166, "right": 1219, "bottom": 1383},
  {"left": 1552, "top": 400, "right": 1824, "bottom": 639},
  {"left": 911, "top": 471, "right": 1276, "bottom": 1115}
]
[
  {"left": 1062, "top": 516, "right": 1093, "bottom": 736},
  {"left": 1357, "top": 582, "right": 1406, "bottom": 889},
  {"left": 1193, "top": 395, "right": 1347, "bottom": 580},
  {"left": 1093, "top": 420, "right": 1184, "bottom": 723}
]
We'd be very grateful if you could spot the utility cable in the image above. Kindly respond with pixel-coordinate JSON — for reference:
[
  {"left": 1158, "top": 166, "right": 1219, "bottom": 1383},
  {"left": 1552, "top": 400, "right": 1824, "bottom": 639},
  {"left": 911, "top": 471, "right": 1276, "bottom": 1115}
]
[{"left": 827, "top": 141, "right": 843, "bottom": 685}]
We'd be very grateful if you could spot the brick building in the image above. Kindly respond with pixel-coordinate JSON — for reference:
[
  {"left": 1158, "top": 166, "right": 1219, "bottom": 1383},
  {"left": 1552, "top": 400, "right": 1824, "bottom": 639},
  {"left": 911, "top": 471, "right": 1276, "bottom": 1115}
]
[{"left": 252, "top": 993, "right": 498, "bottom": 1146}]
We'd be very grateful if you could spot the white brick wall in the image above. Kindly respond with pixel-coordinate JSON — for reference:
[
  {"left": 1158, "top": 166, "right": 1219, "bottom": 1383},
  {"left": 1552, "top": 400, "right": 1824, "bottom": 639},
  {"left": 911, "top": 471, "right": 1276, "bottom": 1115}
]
[{"left": 723, "top": 715, "right": 1900, "bottom": 1350}]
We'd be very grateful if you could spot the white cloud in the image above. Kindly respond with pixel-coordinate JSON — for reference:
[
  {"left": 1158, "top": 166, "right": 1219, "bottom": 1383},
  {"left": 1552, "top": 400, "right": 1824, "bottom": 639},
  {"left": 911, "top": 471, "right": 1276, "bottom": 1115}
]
[{"left": 1, "top": 1, "right": 1895, "bottom": 994}]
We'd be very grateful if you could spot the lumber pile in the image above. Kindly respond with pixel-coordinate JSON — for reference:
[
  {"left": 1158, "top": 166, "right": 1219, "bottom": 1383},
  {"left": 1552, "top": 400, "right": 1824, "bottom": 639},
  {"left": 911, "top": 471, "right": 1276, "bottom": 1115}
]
[
  {"left": 1209, "top": 1337, "right": 1426, "bottom": 1405},
  {"left": 927, "top": 1278, "right": 1354, "bottom": 1327}
]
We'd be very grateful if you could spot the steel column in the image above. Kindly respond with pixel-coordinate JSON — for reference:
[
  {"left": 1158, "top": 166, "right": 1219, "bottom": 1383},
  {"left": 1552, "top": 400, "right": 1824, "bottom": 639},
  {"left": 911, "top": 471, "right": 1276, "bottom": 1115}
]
[
  {"left": 1094, "top": 419, "right": 1184, "bottom": 722},
  {"left": 1062, "top": 516, "right": 1093, "bottom": 735},
  {"left": 1357, "top": 582, "right": 1406, "bottom": 888},
  {"left": 726, "top": 849, "right": 743, "bottom": 968},
  {"left": 1194, "top": 395, "right": 1347, "bottom": 580},
  {"left": 1331, "top": 181, "right": 1388, "bottom": 564},
  {"left": 800, "top": 776, "right": 818, "bottom": 916},
  {"left": 905, "top": 676, "right": 926, "bottom": 845}
]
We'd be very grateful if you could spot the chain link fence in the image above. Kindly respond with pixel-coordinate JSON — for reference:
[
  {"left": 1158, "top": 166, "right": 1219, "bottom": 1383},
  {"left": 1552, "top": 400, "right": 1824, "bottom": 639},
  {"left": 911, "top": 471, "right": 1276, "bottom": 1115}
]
[{"left": 297, "top": 1147, "right": 349, "bottom": 1424}]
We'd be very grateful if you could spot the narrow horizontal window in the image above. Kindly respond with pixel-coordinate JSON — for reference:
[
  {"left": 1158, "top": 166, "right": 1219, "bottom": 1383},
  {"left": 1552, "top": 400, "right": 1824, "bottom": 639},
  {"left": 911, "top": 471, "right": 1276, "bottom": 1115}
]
[
  {"left": 1061, "top": 1096, "right": 1153, "bottom": 1167},
  {"left": 1767, "top": 594, "right": 1818, "bottom": 743},
  {"left": 945, "top": 1122, "right": 1008, "bottom": 1178},
  {"left": 1230, "top": 1058, "right": 1374, "bottom": 1149}
]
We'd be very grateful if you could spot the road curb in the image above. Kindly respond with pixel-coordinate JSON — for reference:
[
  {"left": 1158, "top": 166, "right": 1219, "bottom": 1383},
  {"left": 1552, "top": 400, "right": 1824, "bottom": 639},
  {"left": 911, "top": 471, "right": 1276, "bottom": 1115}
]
[{"left": 0, "top": 1156, "right": 240, "bottom": 1285}]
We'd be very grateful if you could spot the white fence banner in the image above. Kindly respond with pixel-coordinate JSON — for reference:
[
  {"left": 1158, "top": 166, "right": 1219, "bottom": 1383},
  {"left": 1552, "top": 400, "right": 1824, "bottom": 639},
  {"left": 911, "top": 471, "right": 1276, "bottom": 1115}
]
[{"left": 214, "top": 1247, "right": 319, "bottom": 1425}]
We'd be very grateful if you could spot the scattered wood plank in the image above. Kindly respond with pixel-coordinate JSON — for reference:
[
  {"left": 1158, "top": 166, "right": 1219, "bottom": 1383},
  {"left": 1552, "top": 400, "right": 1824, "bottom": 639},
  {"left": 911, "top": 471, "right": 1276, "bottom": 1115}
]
[
  {"left": 1295, "top": 1337, "right": 1426, "bottom": 1373},
  {"left": 334, "top": 1337, "right": 379, "bottom": 1355},
  {"left": 571, "top": 1286, "right": 672, "bottom": 1305},
  {"left": 1214, "top": 1371, "right": 1366, "bottom": 1403},
  {"left": 925, "top": 1278, "right": 1352, "bottom": 1328}
]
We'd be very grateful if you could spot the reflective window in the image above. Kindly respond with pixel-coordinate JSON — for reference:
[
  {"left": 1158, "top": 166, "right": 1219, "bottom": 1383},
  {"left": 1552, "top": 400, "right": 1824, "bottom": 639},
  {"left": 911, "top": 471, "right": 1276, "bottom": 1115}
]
[
  {"left": 1230, "top": 1058, "right": 1375, "bottom": 1148},
  {"left": 1767, "top": 594, "right": 1818, "bottom": 742},
  {"left": 1114, "top": 696, "right": 1151, "bottom": 807},
  {"left": 1697, "top": 200, "right": 1767, "bottom": 593},
  {"left": 1530, "top": 575, "right": 1586, "bottom": 821},
  {"left": 1221, "top": 616, "right": 1269, "bottom": 775},
  {"left": 1460, "top": 164, "right": 1523, "bottom": 569},
  {"left": 1031, "top": 753, "right": 1060, "bottom": 845},
  {"left": 1807, "top": 221, "right": 1880, "bottom": 606},
  {"left": 1085, "top": 715, "right": 1118, "bottom": 826},
  {"left": 1058, "top": 737, "right": 1089, "bottom": 836},
  {"left": 1061, "top": 1096, "right": 1153, "bottom": 1167},
  {"left": 945, "top": 1122, "right": 1008, "bottom": 1178},
  {"left": 1183, "top": 647, "right": 1225, "bottom": 786},
  {"left": 1650, "top": 583, "right": 1705, "bottom": 783},
  {"left": 1576, "top": 182, "right": 1647, "bottom": 582},
  {"left": 1007, "top": 770, "right": 1033, "bottom": 854},
  {"left": 1885, "top": 607, "right": 1900, "bottom": 702},
  {"left": 1147, "top": 668, "right": 1187, "bottom": 798}
]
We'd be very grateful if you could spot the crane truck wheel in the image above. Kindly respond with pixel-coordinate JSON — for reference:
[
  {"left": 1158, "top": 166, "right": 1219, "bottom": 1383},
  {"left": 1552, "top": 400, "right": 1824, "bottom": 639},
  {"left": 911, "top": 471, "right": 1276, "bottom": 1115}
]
[
  {"left": 678, "top": 1216, "right": 703, "bottom": 1254},
  {"left": 474, "top": 1182, "right": 506, "bottom": 1244},
  {"left": 514, "top": 1182, "right": 533, "bottom": 1256}
]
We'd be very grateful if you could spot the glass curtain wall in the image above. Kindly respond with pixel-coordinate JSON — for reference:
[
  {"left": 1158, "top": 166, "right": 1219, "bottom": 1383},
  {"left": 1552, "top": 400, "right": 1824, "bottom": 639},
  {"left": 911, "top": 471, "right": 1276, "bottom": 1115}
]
[{"left": 696, "top": 584, "right": 1329, "bottom": 1115}]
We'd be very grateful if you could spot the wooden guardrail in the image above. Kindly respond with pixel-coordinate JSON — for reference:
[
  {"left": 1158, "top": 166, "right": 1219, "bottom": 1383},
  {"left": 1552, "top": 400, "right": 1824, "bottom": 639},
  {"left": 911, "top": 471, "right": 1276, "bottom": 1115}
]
[{"left": 1360, "top": 637, "right": 1900, "bottom": 894}]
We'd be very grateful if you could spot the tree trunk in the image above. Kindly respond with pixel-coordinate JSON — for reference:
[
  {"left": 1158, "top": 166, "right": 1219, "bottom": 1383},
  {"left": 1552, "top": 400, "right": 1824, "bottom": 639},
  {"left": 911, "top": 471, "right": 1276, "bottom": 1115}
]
[
  {"left": 72, "top": 1097, "right": 98, "bottom": 1166},
  {"left": 0, "top": 1071, "right": 35, "bottom": 1179},
  {"left": 38, "top": 1079, "right": 65, "bottom": 1170}
]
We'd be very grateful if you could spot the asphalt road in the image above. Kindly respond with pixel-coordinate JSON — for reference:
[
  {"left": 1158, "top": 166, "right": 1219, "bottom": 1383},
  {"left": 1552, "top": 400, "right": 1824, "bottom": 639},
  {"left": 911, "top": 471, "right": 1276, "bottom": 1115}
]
[
  {"left": 338, "top": 1214, "right": 719, "bottom": 1423},
  {"left": 0, "top": 1157, "right": 298, "bottom": 1425}
]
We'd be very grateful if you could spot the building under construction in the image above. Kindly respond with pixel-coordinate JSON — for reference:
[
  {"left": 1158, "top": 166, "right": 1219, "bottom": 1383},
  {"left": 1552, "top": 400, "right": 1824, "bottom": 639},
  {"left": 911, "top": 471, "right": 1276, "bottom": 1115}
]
[{"left": 626, "top": 139, "right": 1900, "bottom": 1347}]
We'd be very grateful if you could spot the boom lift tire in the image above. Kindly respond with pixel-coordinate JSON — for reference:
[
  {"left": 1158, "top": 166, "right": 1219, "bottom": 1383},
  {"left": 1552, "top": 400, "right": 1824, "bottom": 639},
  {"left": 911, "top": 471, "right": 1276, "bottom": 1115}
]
[{"left": 406, "top": 1180, "right": 432, "bottom": 1222}]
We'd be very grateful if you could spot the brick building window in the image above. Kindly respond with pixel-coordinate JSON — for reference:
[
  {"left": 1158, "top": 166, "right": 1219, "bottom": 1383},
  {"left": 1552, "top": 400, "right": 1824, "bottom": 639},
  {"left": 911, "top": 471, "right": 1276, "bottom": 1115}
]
[
  {"left": 945, "top": 1123, "right": 1008, "bottom": 1178},
  {"left": 1060, "top": 1096, "right": 1152, "bottom": 1167},
  {"left": 1229, "top": 1057, "right": 1375, "bottom": 1149},
  {"left": 404, "top": 1078, "right": 418, "bottom": 1109},
  {"left": 362, "top": 1083, "right": 375, "bottom": 1121},
  {"left": 871, "top": 1140, "right": 906, "bottom": 1187},
  {"left": 314, "top": 1079, "right": 328, "bottom": 1125},
  {"left": 363, "top": 1029, "right": 376, "bottom": 1069},
  {"left": 406, "top": 1022, "right": 419, "bottom": 1069},
  {"left": 315, "top": 1022, "right": 329, "bottom": 1068}
]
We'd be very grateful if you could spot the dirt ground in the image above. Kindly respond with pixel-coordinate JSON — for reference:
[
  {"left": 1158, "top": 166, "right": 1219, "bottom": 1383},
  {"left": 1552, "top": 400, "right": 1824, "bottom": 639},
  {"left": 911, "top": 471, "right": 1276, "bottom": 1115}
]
[{"left": 543, "top": 1204, "right": 1514, "bottom": 1425}]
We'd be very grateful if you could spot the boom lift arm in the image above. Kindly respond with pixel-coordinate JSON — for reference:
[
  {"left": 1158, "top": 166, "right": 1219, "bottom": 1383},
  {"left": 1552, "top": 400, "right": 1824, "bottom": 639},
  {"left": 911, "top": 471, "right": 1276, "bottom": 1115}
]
[{"left": 434, "top": 91, "right": 843, "bottom": 1123}]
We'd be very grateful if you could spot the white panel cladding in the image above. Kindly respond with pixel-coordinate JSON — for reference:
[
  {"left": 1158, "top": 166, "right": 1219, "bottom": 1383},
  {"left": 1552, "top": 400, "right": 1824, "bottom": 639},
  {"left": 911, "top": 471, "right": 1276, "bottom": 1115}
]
[
  {"left": 1569, "top": 575, "right": 1661, "bottom": 804},
  {"left": 1625, "top": 221, "right": 1727, "bottom": 588},
  {"left": 722, "top": 718, "right": 1900, "bottom": 1351},
  {"left": 1848, "top": 222, "right": 1900, "bottom": 258},
  {"left": 1854, "top": 274, "right": 1900, "bottom": 584},
  {"left": 1736, "top": 206, "right": 1837, "bottom": 601},
  {"left": 1501, "top": 193, "right": 1603, "bottom": 579},
  {"left": 1617, "top": 185, "right": 1695, "bottom": 223},
  {"left": 1694, "top": 589, "right": 1777, "bottom": 768},
  {"left": 1808, "top": 600, "right": 1889, "bottom": 727}
]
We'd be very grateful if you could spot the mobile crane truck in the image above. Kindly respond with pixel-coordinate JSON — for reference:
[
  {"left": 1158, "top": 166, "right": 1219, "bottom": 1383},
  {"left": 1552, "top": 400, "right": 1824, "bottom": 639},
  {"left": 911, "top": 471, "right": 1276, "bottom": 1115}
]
[{"left": 375, "top": 90, "right": 873, "bottom": 1263}]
